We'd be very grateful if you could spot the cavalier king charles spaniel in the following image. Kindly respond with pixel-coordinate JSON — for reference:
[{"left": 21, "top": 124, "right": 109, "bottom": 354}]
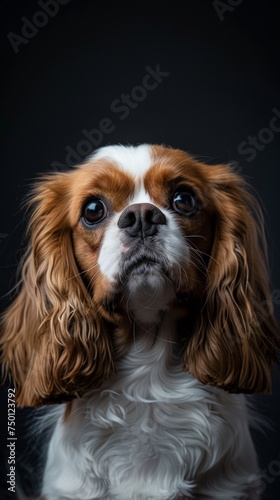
[{"left": 1, "top": 144, "right": 279, "bottom": 499}]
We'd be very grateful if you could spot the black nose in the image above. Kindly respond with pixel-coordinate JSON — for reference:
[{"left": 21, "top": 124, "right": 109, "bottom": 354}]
[{"left": 118, "top": 203, "right": 166, "bottom": 238}]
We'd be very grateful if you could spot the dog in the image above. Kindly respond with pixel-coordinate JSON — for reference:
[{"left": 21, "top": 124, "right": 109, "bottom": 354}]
[{"left": 1, "top": 144, "right": 279, "bottom": 499}]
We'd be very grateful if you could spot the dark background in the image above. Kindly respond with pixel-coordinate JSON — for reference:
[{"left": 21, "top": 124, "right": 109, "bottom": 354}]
[{"left": 0, "top": 0, "right": 280, "bottom": 498}]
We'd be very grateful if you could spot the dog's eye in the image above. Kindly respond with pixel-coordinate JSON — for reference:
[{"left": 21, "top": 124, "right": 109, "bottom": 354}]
[
  {"left": 172, "top": 190, "right": 198, "bottom": 216},
  {"left": 82, "top": 198, "right": 108, "bottom": 226}
]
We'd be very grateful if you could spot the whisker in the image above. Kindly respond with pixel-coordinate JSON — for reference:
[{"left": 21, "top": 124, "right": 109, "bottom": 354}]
[
  {"left": 64, "top": 263, "right": 99, "bottom": 282},
  {"left": 186, "top": 234, "right": 207, "bottom": 241}
]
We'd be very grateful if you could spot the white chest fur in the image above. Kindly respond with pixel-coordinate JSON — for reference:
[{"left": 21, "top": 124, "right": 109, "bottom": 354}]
[{"left": 42, "top": 327, "right": 260, "bottom": 499}]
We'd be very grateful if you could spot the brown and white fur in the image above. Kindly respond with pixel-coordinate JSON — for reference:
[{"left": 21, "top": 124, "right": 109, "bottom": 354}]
[{"left": 1, "top": 144, "right": 279, "bottom": 499}]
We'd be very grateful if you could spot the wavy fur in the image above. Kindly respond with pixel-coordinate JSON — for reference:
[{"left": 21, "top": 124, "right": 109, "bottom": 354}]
[
  {"left": 1, "top": 174, "right": 114, "bottom": 406},
  {"left": 0, "top": 144, "right": 279, "bottom": 499},
  {"left": 184, "top": 164, "right": 278, "bottom": 392}
]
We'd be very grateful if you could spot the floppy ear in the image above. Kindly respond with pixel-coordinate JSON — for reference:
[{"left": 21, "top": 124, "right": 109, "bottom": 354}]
[
  {"left": 0, "top": 173, "right": 114, "bottom": 406},
  {"left": 185, "top": 165, "right": 279, "bottom": 393}
]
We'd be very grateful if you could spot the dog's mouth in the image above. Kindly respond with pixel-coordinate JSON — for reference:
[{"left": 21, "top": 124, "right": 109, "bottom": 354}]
[
  {"left": 119, "top": 248, "right": 170, "bottom": 290},
  {"left": 101, "top": 263, "right": 170, "bottom": 319},
  {"left": 120, "top": 245, "right": 170, "bottom": 277},
  {"left": 122, "top": 257, "right": 167, "bottom": 282},
  {"left": 100, "top": 245, "right": 192, "bottom": 326},
  {"left": 113, "top": 248, "right": 175, "bottom": 325}
]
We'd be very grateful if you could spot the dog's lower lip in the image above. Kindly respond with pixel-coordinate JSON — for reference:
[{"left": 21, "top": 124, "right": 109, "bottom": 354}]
[
  {"left": 123, "top": 258, "right": 162, "bottom": 276},
  {"left": 132, "top": 257, "right": 159, "bottom": 267}
]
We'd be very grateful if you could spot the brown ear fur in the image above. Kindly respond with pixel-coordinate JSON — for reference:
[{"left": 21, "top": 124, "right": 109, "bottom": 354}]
[
  {"left": 185, "top": 164, "right": 279, "bottom": 393},
  {"left": 0, "top": 173, "right": 114, "bottom": 406}
]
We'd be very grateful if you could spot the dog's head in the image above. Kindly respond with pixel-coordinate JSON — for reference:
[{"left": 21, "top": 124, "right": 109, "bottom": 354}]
[{"left": 1, "top": 144, "right": 279, "bottom": 405}]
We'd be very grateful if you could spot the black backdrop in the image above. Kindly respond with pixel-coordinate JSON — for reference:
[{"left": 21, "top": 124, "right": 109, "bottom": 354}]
[{"left": 0, "top": 1, "right": 280, "bottom": 498}]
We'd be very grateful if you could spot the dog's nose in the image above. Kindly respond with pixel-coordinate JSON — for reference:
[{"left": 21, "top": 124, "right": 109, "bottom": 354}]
[{"left": 118, "top": 203, "right": 166, "bottom": 238}]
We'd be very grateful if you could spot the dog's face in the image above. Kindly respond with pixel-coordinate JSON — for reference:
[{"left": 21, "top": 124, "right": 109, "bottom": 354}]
[
  {"left": 73, "top": 145, "right": 214, "bottom": 328},
  {"left": 1, "top": 144, "right": 279, "bottom": 406}
]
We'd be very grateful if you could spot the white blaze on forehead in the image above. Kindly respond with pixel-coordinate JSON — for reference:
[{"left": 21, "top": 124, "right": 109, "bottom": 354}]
[
  {"left": 130, "top": 182, "right": 153, "bottom": 204},
  {"left": 91, "top": 144, "right": 152, "bottom": 178},
  {"left": 93, "top": 144, "right": 155, "bottom": 203}
]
